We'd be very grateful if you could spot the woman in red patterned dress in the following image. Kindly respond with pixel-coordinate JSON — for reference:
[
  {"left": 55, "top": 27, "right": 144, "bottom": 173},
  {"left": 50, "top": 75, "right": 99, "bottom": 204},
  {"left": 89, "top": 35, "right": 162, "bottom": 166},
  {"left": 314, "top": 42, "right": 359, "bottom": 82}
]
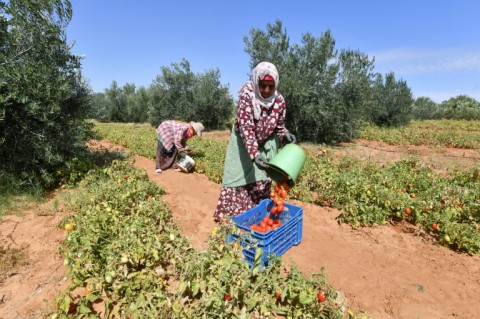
[{"left": 213, "top": 62, "right": 296, "bottom": 221}]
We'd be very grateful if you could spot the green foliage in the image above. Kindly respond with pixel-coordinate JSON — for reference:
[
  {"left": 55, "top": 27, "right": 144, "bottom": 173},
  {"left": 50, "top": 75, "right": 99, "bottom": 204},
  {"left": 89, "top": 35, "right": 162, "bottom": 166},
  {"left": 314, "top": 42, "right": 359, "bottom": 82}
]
[
  {"left": 439, "top": 95, "right": 480, "bottom": 120},
  {"left": 91, "top": 59, "right": 235, "bottom": 131},
  {"left": 148, "top": 59, "right": 234, "bottom": 129},
  {"left": 191, "top": 68, "right": 235, "bottom": 130},
  {"left": 411, "top": 95, "right": 480, "bottom": 120},
  {"left": 244, "top": 20, "right": 375, "bottom": 144},
  {"left": 129, "top": 86, "right": 150, "bottom": 123},
  {"left": 104, "top": 81, "right": 130, "bottom": 122},
  {"left": 0, "top": 0, "right": 92, "bottom": 192},
  {"left": 369, "top": 72, "right": 414, "bottom": 127},
  {"left": 53, "top": 158, "right": 350, "bottom": 318},
  {"left": 360, "top": 119, "right": 480, "bottom": 149},
  {"left": 411, "top": 97, "right": 440, "bottom": 120},
  {"left": 90, "top": 82, "right": 151, "bottom": 123},
  {"left": 149, "top": 59, "right": 195, "bottom": 123},
  {"left": 93, "top": 122, "right": 228, "bottom": 183},
  {"left": 89, "top": 92, "right": 110, "bottom": 122},
  {"left": 97, "top": 121, "right": 480, "bottom": 255}
]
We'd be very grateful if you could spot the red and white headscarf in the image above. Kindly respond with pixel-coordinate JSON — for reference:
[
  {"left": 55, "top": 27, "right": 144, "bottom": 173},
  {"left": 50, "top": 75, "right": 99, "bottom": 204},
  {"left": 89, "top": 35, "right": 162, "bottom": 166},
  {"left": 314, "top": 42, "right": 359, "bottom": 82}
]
[{"left": 238, "top": 62, "right": 279, "bottom": 120}]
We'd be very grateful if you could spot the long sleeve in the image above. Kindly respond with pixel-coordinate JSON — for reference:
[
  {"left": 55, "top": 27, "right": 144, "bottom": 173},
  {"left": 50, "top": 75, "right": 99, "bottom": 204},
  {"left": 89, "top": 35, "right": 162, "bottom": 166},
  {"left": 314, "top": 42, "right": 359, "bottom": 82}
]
[
  {"left": 174, "top": 125, "right": 188, "bottom": 150},
  {"left": 236, "top": 92, "right": 261, "bottom": 160}
]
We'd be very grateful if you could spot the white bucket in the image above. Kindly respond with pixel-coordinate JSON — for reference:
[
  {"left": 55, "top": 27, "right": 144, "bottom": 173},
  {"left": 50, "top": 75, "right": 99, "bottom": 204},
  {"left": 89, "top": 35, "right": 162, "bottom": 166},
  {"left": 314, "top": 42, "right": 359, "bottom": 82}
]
[{"left": 176, "top": 155, "right": 196, "bottom": 173}]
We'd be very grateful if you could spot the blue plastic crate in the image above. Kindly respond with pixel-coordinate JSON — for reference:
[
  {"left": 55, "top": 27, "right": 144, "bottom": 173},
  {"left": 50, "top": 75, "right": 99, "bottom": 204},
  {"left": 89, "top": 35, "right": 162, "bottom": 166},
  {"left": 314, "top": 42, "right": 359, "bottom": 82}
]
[{"left": 227, "top": 199, "right": 303, "bottom": 267}]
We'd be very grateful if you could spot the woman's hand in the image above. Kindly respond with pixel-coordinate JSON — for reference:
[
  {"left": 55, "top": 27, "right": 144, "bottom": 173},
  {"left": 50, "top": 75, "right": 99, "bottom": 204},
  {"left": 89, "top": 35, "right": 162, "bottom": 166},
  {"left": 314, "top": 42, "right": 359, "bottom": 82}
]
[
  {"left": 285, "top": 132, "right": 297, "bottom": 144},
  {"left": 254, "top": 154, "right": 268, "bottom": 170}
]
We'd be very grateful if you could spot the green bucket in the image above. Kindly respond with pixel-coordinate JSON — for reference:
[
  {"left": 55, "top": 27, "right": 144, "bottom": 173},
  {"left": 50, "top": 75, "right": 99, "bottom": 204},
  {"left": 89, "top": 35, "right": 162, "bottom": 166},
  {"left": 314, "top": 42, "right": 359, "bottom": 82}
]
[{"left": 266, "top": 144, "right": 306, "bottom": 187}]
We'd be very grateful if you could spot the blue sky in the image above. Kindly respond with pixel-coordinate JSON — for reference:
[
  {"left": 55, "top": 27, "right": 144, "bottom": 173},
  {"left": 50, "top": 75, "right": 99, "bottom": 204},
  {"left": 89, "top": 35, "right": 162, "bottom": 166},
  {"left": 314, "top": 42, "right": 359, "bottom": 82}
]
[{"left": 67, "top": 0, "right": 480, "bottom": 103}]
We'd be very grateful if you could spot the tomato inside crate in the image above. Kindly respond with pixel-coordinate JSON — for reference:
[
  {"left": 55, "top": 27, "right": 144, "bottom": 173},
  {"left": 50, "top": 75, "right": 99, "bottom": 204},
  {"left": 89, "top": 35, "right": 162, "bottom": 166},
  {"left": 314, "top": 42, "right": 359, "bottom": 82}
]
[{"left": 227, "top": 199, "right": 303, "bottom": 267}]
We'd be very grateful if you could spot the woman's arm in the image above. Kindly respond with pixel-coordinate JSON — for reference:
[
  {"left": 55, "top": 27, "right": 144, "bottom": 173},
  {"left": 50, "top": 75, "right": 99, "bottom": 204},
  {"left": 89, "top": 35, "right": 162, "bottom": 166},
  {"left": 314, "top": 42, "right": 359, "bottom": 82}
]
[
  {"left": 236, "top": 93, "right": 260, "bottom": 160},
  {"left": 174, "top": 125, "right": 188, "bottom": 151}
]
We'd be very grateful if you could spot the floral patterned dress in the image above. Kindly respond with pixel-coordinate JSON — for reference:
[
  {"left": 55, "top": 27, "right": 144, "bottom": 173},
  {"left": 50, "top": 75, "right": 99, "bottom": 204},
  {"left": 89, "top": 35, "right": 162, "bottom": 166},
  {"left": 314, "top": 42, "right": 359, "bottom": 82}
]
[{"left": 213, "top": 84, "right": 289, "bottom": 221}]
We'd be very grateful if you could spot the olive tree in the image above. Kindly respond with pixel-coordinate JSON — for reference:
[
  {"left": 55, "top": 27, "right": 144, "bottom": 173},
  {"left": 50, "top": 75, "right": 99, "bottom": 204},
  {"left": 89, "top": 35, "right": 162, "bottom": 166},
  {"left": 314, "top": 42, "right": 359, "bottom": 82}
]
[
  {"left": 370, "top": 72, "right": 413, "bottom": 127},
  {"left": 440, "top": 95, "right": 480, "bottom": 120},
  {"left": 244, "top": 20, "right": 375, "bottom": 144},
  {"left": 0, "top": 0, "right": 92, "bottom": 191},
  {"left": 412, "top": 97, "right": 439, "bottom": 120},
  {"left": 148, "top": 59, "right": 234, "bottom": 129}
]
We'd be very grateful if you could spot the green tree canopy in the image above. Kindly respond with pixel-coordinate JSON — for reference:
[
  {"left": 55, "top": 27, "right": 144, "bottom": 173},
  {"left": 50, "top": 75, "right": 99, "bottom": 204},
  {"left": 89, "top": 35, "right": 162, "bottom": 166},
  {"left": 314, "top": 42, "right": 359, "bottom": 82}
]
[
  {"left": 1, "top": 0, "right": 92, "bottom": 191},
  {"left": 148, "top": 59, "right": 234, "bottom": 129},
  {"left": 439, "top": 95, "right": 480, "bottom": 120},
  {"left": 412, "top": 97, "right": 439, "bottom": 120},
  {"left": 244, "top": 20, "right": 376, "bottom": 144},
  {"left": 370, "top": 72, "right": 414, "bottom": 127}
]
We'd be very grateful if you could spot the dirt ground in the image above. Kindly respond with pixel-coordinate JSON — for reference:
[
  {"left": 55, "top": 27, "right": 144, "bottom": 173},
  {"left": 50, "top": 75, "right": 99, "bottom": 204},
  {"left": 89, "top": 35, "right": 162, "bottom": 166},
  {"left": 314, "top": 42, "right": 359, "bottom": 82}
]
[{"left": 1, "top": 133, "right": 480, "bottom": 319}]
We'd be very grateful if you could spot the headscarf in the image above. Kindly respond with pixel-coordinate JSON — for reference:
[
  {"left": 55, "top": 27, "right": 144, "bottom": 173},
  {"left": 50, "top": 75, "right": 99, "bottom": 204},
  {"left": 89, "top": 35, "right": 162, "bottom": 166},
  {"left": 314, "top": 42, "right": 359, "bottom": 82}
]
[{"left": 238, "top": 62, "right": 280, "bottom": 120}]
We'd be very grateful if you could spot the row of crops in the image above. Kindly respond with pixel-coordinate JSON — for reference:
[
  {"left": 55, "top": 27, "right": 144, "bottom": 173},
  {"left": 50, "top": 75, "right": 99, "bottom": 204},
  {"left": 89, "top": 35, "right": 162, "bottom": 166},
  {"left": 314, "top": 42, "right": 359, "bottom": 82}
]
[
  {"left": 93, "top": 121, "right": 480, "bottom": 255},
  {"left": 52, "top": 153, "right": 363, "bottom": 317},
  {"left": 50, "top": 120, "right": 480, "bottom": 317},
  {"left": 360, "top": 119, "right": 480, "bottom": 149}
]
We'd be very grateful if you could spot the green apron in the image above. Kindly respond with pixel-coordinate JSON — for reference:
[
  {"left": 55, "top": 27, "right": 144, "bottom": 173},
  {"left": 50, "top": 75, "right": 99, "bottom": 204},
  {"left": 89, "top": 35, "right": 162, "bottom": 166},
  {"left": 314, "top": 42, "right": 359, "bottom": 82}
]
[{"left": 222, "top": 129, "right": 279, "bottom": 187}]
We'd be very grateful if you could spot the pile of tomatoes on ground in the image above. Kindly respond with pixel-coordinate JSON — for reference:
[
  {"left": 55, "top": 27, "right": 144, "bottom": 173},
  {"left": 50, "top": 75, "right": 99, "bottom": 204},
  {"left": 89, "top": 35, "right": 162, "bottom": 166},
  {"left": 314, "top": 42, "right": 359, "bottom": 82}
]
[{"left": 249, "top": 180, "right": 291, "bottom": 233}]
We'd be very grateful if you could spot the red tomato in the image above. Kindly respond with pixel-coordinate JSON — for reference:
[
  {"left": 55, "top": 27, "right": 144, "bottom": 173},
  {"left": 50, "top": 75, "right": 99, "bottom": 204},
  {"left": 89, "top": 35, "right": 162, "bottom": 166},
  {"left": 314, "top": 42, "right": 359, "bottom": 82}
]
[
  {"left": 275, "top": 291, "right": 282, "bottom": 300},
  {"left": 224, "top": 294, "right": 232, "bottom": 301},
  {"left": 270, "top": 191, "right": 275, "bottom": 199},
  {"left": 276, "top": 204, "right": 284, "bottom": 213},
  {"left": 317, "top": 291, "right": 326, "bottom": 302},
  {"left": 270, "top": 206, "right": 277, "bottom": 214},
  {"left": 266, "top": 219, "right": 274, "bottom": 227},
  {"left": 404, "top": 207, "right": 411, "bottom": 215},
  {"left": 259, "top": 221, "right": 267, "bottom": 228},
  {"left": 279, "top": 189, "right": 288, "bottom": 198},
  {"left": 432, "top": 223, "right": 438, "bottom": 231}
]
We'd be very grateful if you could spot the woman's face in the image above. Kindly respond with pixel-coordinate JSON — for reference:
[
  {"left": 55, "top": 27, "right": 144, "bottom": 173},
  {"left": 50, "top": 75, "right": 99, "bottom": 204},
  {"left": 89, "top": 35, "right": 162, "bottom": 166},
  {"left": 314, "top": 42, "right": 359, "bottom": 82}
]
[
  {"left": 187, "top": 126, "right": 196, "bottom": 138},
  {"left": 258, "top": 79, "right": 275, "bottom": 99}
]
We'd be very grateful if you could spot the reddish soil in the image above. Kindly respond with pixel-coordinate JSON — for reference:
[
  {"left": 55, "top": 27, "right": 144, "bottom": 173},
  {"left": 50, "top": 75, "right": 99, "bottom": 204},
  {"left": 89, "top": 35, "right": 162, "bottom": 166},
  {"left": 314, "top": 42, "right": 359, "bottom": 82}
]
[
  {"left": 0, "top": 196, "right": 70, "bottom": 318},
  {"left": 1, "top": 134, "right": 480, "bottom": 319}
]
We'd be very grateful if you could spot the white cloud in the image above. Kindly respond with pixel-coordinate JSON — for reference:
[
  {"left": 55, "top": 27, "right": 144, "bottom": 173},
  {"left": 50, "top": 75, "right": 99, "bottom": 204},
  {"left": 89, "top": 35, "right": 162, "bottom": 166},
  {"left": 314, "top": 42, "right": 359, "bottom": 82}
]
[{"left": 371, "top": 48, "right": 480, "bottom": 74}]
